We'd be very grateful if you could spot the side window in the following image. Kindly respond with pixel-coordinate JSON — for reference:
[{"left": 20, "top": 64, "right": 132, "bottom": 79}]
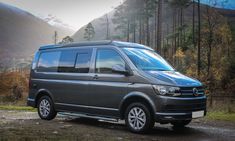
[
  {"left": 75, "top": 53, "right": 91, "bottom": 73},
  {"left": 95, "top": 49, "right": 125, "bottom": 74},
  {"left": 37, "top": 51, "right": 61, "bottom": 72},
  {"left": 58, "top": 50, "right": 77, "bottom": 72},
  {"left": 58, "top": 49, "right": 92, "bottom": 73}
]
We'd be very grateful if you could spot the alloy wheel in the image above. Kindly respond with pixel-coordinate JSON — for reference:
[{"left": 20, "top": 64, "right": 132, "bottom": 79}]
[
  {"left": 128, "top": 107, "right": 146, "bottom": 130},
  {"left": 39, "top": 99, "right": 51, "bottom": 117}
]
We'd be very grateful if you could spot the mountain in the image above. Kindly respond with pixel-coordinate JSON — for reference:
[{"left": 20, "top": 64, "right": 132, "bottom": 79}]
[
  {"left": 38, "top": 14, "right": 75, "bottom": 35},
  {"left": 73, "top": 1, "right": 235, "bottom": 42},
  {"left": 0, "top": 2, "right": 73, "bottom": 64}
]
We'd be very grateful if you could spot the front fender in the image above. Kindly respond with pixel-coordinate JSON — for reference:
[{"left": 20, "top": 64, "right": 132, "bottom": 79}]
[{"left": 119, "top": 91, "right": 156, "bottom": 113}]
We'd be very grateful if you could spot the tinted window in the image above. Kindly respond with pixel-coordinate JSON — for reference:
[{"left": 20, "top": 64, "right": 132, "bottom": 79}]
[
  {"left": 58, "top": 50, "right": 77, "bottom": 72},
  {"left": 75, "top": 53, "right": 91, "bottom": 73},
  {"left": 58, "top": 49, "right": 92, "bottom": 73},
  {"left": 37, "top": 51, "right": 61, "bottom": 72},
  {"left": 95, "top": 49, "right": 125, "bottom": 74}
]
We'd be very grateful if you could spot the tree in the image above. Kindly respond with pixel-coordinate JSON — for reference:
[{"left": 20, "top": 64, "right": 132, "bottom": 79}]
[
  {"left": 170, "top": 0, "right": 191, "bottom": 47},
  {"left": 135, "top": 0, "right": 145, "bottom": 44},
  {"left": 53, "top": 31, "right": 58, "bottom": 44},
  {"left": 112, "top": 3, "right": 129, "bottom": 41},
  {"left": 59, "top": 36, "right": 74, "bottom": 45},
  {"left": 169, "top": 0, "right": 190, "bottom": 66},
  {"left": 197, "top": 0, "right": 201, "bottom": 76},
  {"left": 144, "top": 0, "right": 156, "bottom": 46},
  {"left": 201, "top": 0, "right": 231, "bottom": 77},
  {"left": 157, "top": 0, "right": 163, "bottom": 54},
  {"left": 112, "top": 0, "right": 144, "bottom": 42},
  {"left": 192, "top": 0, "right": 196, "bottom": 48},
  {"left": 105, "top": 14, "right": 110, "bottom": 40},
  {"left": 84, "top": 23, "right": 95, "bottom": 41}
]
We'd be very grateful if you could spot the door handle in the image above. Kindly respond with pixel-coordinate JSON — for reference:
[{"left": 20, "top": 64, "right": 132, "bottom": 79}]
[{"left": 93, "top": 74, "right": 99, "bottom": 80}]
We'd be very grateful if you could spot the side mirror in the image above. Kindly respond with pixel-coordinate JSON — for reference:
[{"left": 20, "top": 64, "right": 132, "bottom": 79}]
[{"left": 112, "top": 64, "right": 129, "bottom": 75}]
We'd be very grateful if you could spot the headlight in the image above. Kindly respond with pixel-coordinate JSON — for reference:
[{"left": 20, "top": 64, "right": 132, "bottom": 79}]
[{"left": 153, "top": 85, "right": 181, "bottom": 97}]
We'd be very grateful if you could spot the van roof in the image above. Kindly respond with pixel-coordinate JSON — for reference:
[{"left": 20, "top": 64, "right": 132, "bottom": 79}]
[{"left": 39, "top": 40, "right": 153, "bottom": 51}]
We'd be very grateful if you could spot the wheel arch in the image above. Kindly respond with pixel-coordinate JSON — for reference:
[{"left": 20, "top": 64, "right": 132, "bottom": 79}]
[
  {"left": 35, "top": 89, "right": 54, "bottom": 108},
  {"left": 119, "top": 92, "right": 156, "bottom": 119}
]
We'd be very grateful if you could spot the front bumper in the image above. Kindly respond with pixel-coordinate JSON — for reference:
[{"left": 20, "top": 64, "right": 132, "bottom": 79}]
[
  {"left": 155, "top": 111, "right": 206, "bottom": 121},
  {"left": 154, "top": 95, "right": 207, "bottom": 122}
]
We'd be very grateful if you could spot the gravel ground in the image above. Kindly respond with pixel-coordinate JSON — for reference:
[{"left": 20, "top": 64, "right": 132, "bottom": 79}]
[{"left": 0, "top": 110, "right": 235, "bottom": 141}]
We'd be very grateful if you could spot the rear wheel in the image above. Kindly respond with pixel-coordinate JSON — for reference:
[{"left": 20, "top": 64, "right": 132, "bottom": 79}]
[
  {"left": 37, "top": 96, "right": 57, "bottom": 120},
  {"left": 125, "top": 103, "right": 154, "bottom": 133},
  {"left": 171, "top": 120, "right": 191, "bottom": 128}
]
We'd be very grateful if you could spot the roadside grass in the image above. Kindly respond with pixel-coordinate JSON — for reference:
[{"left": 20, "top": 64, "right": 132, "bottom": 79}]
[
  {"left": 206, "top": 111, "right": 235, "bottom": 122},
  {"left": 0, "top": 105, "right": 36, "bottom": 112}
]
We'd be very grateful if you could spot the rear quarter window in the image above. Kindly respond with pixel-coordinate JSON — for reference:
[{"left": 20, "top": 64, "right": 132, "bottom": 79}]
[{"left": 37, "top": 51, "right": 61, "bottom": 72}]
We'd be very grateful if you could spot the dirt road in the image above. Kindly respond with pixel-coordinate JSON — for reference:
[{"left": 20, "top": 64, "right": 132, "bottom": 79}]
[{"left": 0, "top": 110, "right": 235, "bottom": 141}]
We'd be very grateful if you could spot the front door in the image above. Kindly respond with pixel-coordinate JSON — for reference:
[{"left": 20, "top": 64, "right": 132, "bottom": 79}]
[{"left": 87, "top": 48, "right": 130, "bottom": 117}]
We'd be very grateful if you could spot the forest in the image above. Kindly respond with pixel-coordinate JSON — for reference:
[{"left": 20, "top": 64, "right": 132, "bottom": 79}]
[{"left": 108, "top": 0, "right": 235, "bottom": 96}]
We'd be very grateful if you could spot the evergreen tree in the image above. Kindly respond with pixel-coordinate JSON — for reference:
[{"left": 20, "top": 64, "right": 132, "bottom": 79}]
[
  {"left": 53, "top": 31, "right": 58, "bottom": 44},
  {"left": 59, "top": 36, "right": 74, "bottom": 45},
  {"left": 84, "top": 23, "right": 95, "bottom": 41}
]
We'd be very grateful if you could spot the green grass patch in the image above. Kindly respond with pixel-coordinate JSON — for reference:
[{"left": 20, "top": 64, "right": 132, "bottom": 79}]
[
  {"left": 206, "top": 111, "right": 235, "bottom": 122},
  {"left": 0, "top": 105, "right": 36, "bottom": 112}
]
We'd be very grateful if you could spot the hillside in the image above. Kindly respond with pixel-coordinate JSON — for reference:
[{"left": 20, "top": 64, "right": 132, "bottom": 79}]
[
  {"left": 0, "top": 2, "right": 73, "bottom": 64},
  {"left": 73, "top": 2, "right": 235, "bottom": 42},
  {"left": 72, "top": 10, "right": 119, "bottom": 41}
]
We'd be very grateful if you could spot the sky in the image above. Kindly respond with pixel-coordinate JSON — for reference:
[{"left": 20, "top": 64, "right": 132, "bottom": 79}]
[
  {"left": 0, "top": 0, "right": 234, "bottom": 31},
  {"left": 201, "top": 0, "right": 235, "bottom": 9},
  {"left": 0, "top": 0, "right": 123, "bottom": 31}
]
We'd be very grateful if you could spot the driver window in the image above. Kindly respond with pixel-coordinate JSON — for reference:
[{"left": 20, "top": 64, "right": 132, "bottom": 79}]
[{"left": 95, "top": 49, "right": 125, "bottom": 74}]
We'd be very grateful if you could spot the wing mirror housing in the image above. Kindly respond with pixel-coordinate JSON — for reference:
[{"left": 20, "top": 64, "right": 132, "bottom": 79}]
[{"left": 112, "top": 64, "right": 131, "bottom": 76}]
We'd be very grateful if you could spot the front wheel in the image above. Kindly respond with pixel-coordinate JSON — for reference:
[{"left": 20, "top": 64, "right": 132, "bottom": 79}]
[
  {"left": 171, "top": 120, "right": 191, "bottom": 128},
  {"left": 37, "top": 96, "right": 57, "bottom": 120},
  {"left": 125, "top": 103, "right": 154, "bottom": 133}
]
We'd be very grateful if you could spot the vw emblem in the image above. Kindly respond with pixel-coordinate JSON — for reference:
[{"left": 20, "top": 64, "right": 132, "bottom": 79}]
[{"left": 193, "top": 88, "right": 199, "bottom": 96}]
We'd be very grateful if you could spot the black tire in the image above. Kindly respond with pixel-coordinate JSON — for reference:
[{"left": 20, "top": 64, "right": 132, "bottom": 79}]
[
  {"left": 37, "top": 96, "right": 57, "bottom": 120},
  {"left": 125, "top": 103, "right": 154, "bottom": 133},
  {"left": 171, "top": 120, "right": 191, "bottom": 128}
]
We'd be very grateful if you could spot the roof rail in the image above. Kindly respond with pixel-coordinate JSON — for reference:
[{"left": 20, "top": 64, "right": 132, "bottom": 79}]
[
  {"left": 39, "top": 44, "right": 62, "bottom": 50},
  {"left": 39, "top": 40, "right": 113, "bottom": 50},
  {"left": 62, "top": 40, "right": 113, "bottom": 47}
]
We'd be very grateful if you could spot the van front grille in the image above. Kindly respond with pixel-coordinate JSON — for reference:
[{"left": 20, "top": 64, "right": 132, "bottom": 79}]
[{"left": 180, "top": 86, "right": 205, "bottom": 98}]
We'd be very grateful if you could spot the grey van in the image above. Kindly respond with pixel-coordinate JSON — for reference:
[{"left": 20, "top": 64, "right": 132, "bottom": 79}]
[{"left": 27, "top": 40, "right": 206, "bottom": 133}]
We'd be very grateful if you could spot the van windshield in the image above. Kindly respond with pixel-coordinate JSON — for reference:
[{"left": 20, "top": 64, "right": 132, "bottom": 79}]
[{"left": 123, "top": 47, "right": 174, "bottom": 71}]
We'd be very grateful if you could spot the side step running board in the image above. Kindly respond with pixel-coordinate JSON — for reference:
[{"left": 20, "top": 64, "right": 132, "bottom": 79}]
[{"left": 58, "top": 112, "right": 118, "bottom": 122}]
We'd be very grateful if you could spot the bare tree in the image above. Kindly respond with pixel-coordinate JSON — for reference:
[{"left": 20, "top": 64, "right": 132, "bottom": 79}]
[
  {"left": 197, "top": 0, "right": 201, "bottom": 76},
  {"left": 157, "top": 0, "right": 163, "bottom": 54},
  {"left": 192, "top": 0, "right": 196, "bottom": 48}
]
